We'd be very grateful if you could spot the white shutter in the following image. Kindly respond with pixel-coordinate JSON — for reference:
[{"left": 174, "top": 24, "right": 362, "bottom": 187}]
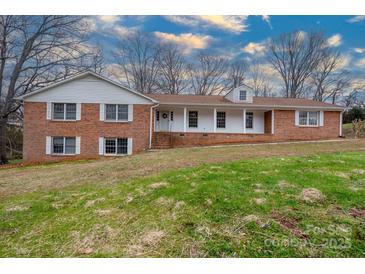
[
  {"left": 76, "top": 103, "right": 81, "bottom": 120},
  {"left": 319, "top": 111, "right": 324, "bottom": 126},
  {"left": 46, "top": 136, "right": 51, "bottom": 155},
  {"left": 128, "top": 105, "right": 133, "bottom": 122},
  {"left": 76, "top": 137, "right": 81, "bottom": 154},
  {"left": 46, "top": 102, "right": 52, "bottom": 120},
  {"left": 127, "top": 138, "right": 133, "bottom": 155},
  {"left": 98, "top": 137, "right": 104, "bottom": 155},
  {"left": 295, "top": 110, "right": 299, "bottom": 126},
  {"left": 99, "top": 104, "right": 105, "bottom": 121}
]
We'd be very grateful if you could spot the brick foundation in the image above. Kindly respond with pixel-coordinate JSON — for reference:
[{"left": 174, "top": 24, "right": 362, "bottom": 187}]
[{"left": 23, "top": 102, "right": 152, "bottom": 162}]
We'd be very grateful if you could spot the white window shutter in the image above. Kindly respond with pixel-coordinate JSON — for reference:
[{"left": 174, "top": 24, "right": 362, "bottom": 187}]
[
  {"left": 76, "top": 103, "right": 81, "bottom": 120},
  {"left": 294, "top": 110, "right": 299, "bottom": 126},
  {"left": 128, "top": 105, "right": 133, "bottom": 122},
  {"left": 46, "top": 136, "right": 51, "bottom": 155},
  {"left": 46, "top": 102, "right": 52, "bottom": 120},
  {"left": 99, "top": 104, "right": 105, "bottom": 121},
  {"left": 127, "top": 138, "right": 133, "bottom": 155},
  {"left": 98, "top": 137, "right": 104, "bottom": 155},
  {"left": 319, "top": 111, "right": 324, "bottom": 126},
  {"left": 76, "top": 137, "right": 81, "bottom": 154}
]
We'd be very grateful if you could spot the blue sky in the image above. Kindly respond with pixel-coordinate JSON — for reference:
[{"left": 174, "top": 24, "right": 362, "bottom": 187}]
[{"left": 87, "top": 15, "right": 365, "bottom": 87}]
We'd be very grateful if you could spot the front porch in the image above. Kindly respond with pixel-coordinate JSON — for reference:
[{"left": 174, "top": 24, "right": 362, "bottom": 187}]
[{"left": 152, "top": 105, "right": 275, "bottom": 148}]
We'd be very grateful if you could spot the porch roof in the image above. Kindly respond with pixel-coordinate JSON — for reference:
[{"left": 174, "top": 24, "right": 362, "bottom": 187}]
[{"left": 148, "top": 94, "right": 344, "bottom": 110}]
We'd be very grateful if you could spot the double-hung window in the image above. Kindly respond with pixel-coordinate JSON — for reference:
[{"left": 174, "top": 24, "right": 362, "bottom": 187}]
[
  {"left": 104, "top": 138, "right": 128, "bottom": 155},
  {"left": 299, "top": 111, "right": 318, "bottom": 126},
  {"left": 239, "top": 90, "right": 247, "bottom": 101},
  {"left": 189, "top": 111, "right": 198, "bottom": 128},
  {"left": 53, "top": 103, "right": 76, "bottom": 120},
  {"left": 246, "top": 112, "right": 253, "bottom": 129},
  {"left": 52, "top": 137, "right": 76, "bottom": 154},
  {"left": 105, "top": 104, "right": 128, "bottom": 121},
  {"left": 216, "top": 111, "right": 226, "bottom": 128}
]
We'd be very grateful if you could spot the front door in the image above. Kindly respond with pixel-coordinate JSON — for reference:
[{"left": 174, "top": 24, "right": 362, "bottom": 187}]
[{"left": 160, "top": 111, "right": 170, "bottom": 131}]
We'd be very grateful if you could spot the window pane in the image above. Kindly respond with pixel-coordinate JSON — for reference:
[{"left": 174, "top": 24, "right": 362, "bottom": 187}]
[
  {"left": 64, "top": 137, "right": 76, "bottom": 154},
  {"left": 189, "top": 111, "right": 198, "bottom": 128},
  {"left": 217, "top": 112, "right": 226, "bottom": 128},
  {"left": 105, "top": 104, "right": 117, "bottom": 120},
  {"left": 53, "top": 103, "right": 64, "bottom": 119},
  {"left": 65, "top": 103, "right": 76, "bottom": 120},
  {"left": 246, "top": 112, "right": 253, "bottom": 129},
  {"left": 299, "top": 111, "right": 307, "bottom": 125},
  {"left": 117, "top": 138, "right": 128, "bottom": 154},
  {"left": 117, "top": 105, "right": 128, "bottom": 120},
  {"left": 239, "top": 90, "right": 247, "bottom": 100},
  {"left": 105, "top": 139, "right": 116, "bottom": 154},
  {"left": 308, "top": 112, "right": 318, "bottom": 126},
  {"left": 53, "top": 137, "right": 64, "bottom": 154}
]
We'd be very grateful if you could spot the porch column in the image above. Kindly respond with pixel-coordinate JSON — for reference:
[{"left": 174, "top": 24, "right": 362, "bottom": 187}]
[
  {"left": 213, "top": 108, "right": 217, "bottom": 133},
  {"left": 243, "top": 109, "right": 246, "bottom": 133},
  {"left": 183, "top": 107, "right": 187, "bottom": 132},
  {"left": 271, "top": 109, "right": 275, "bottom": 134}
]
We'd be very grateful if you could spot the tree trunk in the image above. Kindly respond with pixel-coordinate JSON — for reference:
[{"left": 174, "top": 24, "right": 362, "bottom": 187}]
[{"left": 0, "top": 117, "right": 8, "bottom": 164}]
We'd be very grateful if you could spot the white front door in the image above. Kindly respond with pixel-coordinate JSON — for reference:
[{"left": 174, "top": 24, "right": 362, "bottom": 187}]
[{"left": 160, "top": 111, "right": 170, "bottom": 131}]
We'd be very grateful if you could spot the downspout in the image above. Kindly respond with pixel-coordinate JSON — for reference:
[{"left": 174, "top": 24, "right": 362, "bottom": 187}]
[{"left": 149, "top": 103, "right": 159, "bottom": 149}]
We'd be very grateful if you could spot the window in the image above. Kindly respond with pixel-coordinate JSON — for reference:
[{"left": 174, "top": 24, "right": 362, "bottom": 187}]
[
  {"left": 105, "top": 104, "right": 128, "bottom": 121},
  {"left": 216, "top": 111, "right": 226, "bottom": 128},
  {"left": 299, "top": 111, "right": 318, "bottom": 126},
  {"left": 239, "top": 90, "right": 247, "bottom": 101},
  {"left": 53, "top": 103, "right": 76, "bottom": 120},
  {"left": 104, "top": 138, "right": 128, "bottom": 155},
  {"left": 189, "top": 111, "right": 198, "bottom": 128},
  {"left": 246, "top": 112, "right": 253, "bottom": 129},
  {"left": 156, "top": 110, "right": 160, "bottom": 121},
  {"left": 52, "top": 137, "right": 76, "bottom": 154}
]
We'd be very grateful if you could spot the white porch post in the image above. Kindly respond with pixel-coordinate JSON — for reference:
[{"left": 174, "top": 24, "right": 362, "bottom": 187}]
[
  {"left": 213, "top": 108, "right": 217, "bottom": 133},
  {"left": 340, "top": 111, "right": 343, "bottom": 136},
  {"left": 243, "top": 109, "right": 246, "bottom": 133},
  {"left": 271, "top": 109, "right": 275, "bottom": 135},
  {"left": 183, "top": 107, "right": 187, "bottom": 132}
]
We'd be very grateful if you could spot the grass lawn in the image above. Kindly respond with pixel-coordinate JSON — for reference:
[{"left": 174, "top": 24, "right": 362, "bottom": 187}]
[{"left": 0, "top": 140, "right": 364, "bottom": 257}]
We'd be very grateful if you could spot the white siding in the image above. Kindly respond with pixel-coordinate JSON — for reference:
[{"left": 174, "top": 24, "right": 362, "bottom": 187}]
[{"left": 24, "top": 75, "right": 153, "bottom": 104}]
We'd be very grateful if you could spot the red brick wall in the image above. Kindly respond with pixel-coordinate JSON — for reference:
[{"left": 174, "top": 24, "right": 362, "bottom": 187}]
[
  {"left": 23, "top": 102, "right": 151, "bottom": 162},
  {"left": 152, "top": 110, "right": 341, "bottom": 148}
]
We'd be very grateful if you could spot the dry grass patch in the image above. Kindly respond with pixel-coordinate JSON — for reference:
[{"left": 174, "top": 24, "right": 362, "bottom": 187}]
[{"left": 299, "top": 188, "right": 325, "bottom": 204}]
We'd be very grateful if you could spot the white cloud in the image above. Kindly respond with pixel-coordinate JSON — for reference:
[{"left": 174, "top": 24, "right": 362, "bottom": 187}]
[
  {"left": 113, "top": 26, "right": 137, "bottom": 37},
  {"left": 164, "top": 15, "right": 248, "bottom": 34},
  {"left": 327, "top": 34, "right": 342, "bottom": 47},
  {"left": 97, "top": 16, "right": 121, "bottom": 24},
  {"left": 356, "top": 57, "right": 365, "bottom": 68},
  {"left": 262, "top": 15, "right": 272, "bottom": 29},
  {"left": 241, "top": 42, "right": 267, "bottom": 55},
  {"left": 347, "top": 15, "right": 365, "bottom": 23},
  {"left": 154, "top": 32, "right": 212, "bottom": 54},
  {"left": 354, "top": 48, "right": 365, "bottom": 54}
]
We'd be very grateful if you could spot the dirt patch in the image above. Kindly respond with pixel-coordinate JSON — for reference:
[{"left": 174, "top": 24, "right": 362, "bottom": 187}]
[
  {"left": 271, "top": 212, "right": 308, "bottom": 239},
  {"left": 155, "top": 196, "right": 174, "bottom": 206},
  {"left": 335, "top": 172, "right": 350, "bottom": 179},
  {"left": 125, "top": 194, "right": 134, "bottom": 204},
  {"left": 299, "top": 188, "right": 325, "bottom": 204},
  {"left": 95, "top": 209, "right": 112, "bottom": 216},
  {"left": 352, "top": 169, "right": 365, "bottom": 175},
  {"left": 174, "top": 201, "right": 186, "bottom": 209},
  {"left": 5, "top": 205, "right": 29, "bottom": 212},
  {"left": 127, "top": 230, "right": 166, "bottom": 256},
  {"left": 278, "top": 180, "right": 294, "bottom": 189},
  {"left": 84, "top": 198, "right": 105, "bottom": 208},
  {"left": 149, "top": 181, "right": 168, "bottom": 190},
  {"left": 254, "top": 198, "right": 266, "bottom": 205},
  {"left": 348, "top": 208, "right": 365, "bottom": 219}
]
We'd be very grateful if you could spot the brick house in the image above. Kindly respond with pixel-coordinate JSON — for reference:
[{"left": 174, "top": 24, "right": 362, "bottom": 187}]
[{"left": 19, "top": 71, "right": 344, "bottom": 162}]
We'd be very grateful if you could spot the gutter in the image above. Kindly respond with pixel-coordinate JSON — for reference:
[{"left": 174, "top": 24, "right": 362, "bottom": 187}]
[{"left": 149, "top": 103, "right": 160, "bottom": 149}]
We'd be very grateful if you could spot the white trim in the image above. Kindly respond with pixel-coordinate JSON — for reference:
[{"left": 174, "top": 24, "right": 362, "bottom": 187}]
[
  {"left": 50, "top": 136, "right": 77, "bottom": 156},
  {"left": 17, "top": 71, "right": 158, "bottom": 103},
  {"left": 99, "top": 104, "right": 105, "bottom": 121},
  {"left": 128, "top": 104, "right": 133, "bottom": 122},
  {"left": 149, "top": 104, "right": 159, "bottom": 148},
  {"left": 46, "top": 136, "right": 51, "bottom": 155},
  {"left": 213, "top": 108, "right": 217, "bottom": 133},
  {"left": 76, "top": 136, "right": 81, "bottom": 154},
  {"left": 340, "top": 111, "right": 343, "bottom": 136},
  {"left": 183, "top": 107, "right": 187, "bottom": 132},
  {"left": 46, "top": 102, "right": 52, "bottom": 120},
  {"left": 243, "top": 109, "right": 246, "bottom": 133},
  {"left": 319, "top": 111, "right": 324, "bottom": 126},
  {"left": 271, "top": 109, "right": 275, "bottom": 135},
  {"left": 295, "top": 110, "right": 299, "bottom": 126},
  {"left": 51, "top": 102, "right": 78, "bottom": 121},
  {"left": 76, "top": 103, "right": 81, "bottom": 121},
  {"left": 127, "top": 138, "right": 133, "bottom": 155},
  {"left": 98, "top": 137, "right": 104, "bottom": 155}
]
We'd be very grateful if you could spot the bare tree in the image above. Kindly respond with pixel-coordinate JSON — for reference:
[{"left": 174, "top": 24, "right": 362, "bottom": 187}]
[
  {"left": 308, "top": 49, "right": 352, "bottom": 103},
  {"left": 155, "top": 44, "right": 188, "bottom": 94},
  {"left": 268, "top": 31, "right": 327, "bottom": 98},
  {"left": 0, "top": 15, "right": 95, "bottom": 164},
  {"left": 246, "top": 62, "right": 273, "bottom": 97},
  {"left": 189, "top": 53, "right": 228, "bottom": 95},
  {"left": 223, "top": 61, "right": 248, "bottom": 92},
  {"left": 114, "top": 31, "right": 160, "bottom": 93}
]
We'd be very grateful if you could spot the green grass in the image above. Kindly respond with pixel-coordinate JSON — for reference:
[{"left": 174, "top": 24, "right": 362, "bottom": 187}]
[{"left": 0, "top": 151, "right": 364, "bottom": 257}]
